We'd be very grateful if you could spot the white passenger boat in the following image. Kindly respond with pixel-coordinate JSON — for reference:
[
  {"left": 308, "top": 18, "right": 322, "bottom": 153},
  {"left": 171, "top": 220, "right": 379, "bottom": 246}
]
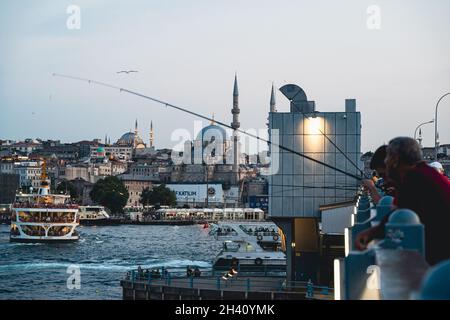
[
  {"left": 10, "top": 163, "right": 79, "bottom": 243},
  {"left": 78, "top": 205, "right": 120, "bottom": 226},
  {"left": 209, "top": 221, "right": 286, "bottom": 275}
]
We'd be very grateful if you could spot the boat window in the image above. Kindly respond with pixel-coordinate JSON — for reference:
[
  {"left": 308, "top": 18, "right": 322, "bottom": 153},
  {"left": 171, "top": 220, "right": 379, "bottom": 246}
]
[
  {"left": 48, "top": 226, "right": 72, "bottom": 237},
  {"left": 21, "top": 225, "right": 45, "bottom": 236}
]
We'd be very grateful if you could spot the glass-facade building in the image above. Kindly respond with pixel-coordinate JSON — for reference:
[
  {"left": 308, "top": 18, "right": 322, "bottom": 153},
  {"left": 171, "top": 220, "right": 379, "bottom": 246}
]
[{"left": 268, "top": 84, "right": 362, "bottom": 283}]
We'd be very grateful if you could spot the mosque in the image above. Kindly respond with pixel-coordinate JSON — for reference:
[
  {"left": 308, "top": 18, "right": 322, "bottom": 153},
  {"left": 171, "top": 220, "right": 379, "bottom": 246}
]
[
  {"left": 170, "top": 75, "right": 244, "bottom": 186},
  {"left": 115, "top": 75, "right": 275, "bottom": 207},
  {"left": 116, "top": 119, "right": 150, "bottom": 150},
  {"left": 112, "top": 75, "right": 268, "bottom": 190},
  {"left": 96, "top": 120, "right": 155, "bottom": 161}
]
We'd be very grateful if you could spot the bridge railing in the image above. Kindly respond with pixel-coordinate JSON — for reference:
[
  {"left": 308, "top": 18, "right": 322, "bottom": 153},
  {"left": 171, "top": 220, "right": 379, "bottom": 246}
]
[
  {"left": 335, "top": 192, "right": 450, "bottom": 300},
  {"left": 124, "top": 269, "right": 333, "bottom": 299}
]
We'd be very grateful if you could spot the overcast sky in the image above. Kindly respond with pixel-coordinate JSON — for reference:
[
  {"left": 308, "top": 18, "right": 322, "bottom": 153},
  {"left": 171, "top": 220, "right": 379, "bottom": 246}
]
[{"left": 1, "top": 0, "right": 449, "bottom": 152}]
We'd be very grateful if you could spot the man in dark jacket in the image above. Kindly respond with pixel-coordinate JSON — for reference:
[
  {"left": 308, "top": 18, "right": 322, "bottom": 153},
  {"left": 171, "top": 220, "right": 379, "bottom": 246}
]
[
  {"left": 356, "top": 137, "right": 450, "bottom": 265},
  {"left": 362, "top": 145, "right": 387, "bottom": 205}
]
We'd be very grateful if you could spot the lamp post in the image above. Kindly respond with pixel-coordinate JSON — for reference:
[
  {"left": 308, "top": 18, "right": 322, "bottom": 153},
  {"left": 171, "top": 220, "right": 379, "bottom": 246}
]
[
  {"left": 435, "top": 92, "right": 450, "bottom": 160},
  {"left": 414, "top": 120, "right": 434, "bottom": 144}
]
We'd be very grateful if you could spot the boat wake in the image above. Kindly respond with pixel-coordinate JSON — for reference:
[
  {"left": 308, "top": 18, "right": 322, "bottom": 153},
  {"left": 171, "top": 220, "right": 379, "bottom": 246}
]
[{"left": 0, "top": 259, "right": 212, "bottom": 272}]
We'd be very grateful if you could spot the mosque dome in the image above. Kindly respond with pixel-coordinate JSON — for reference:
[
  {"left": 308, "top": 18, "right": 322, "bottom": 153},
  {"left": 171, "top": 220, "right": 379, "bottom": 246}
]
[
  {"left": 196, "top": 124, "right": 228, "bottom": 143},
  {"left": 117, "top": 132, "right": 144, "bottom": 146}
]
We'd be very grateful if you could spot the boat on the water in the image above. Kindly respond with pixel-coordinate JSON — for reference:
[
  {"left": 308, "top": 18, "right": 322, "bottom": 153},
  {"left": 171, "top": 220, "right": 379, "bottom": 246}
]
[
  {"left": 78, "top": 205, "right": 121, "bottom": 226},
  {"left": 9, "top": 162, "right": 80, "bottom": 243},
  {"left": 209, "top": 221, "right": 286, "bottom": 276}
]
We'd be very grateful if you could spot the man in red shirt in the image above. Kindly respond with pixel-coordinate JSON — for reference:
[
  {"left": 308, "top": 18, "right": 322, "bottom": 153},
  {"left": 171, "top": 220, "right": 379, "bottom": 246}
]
[{"left": 356, "top": 137, "right": 450, "bottom": 265}]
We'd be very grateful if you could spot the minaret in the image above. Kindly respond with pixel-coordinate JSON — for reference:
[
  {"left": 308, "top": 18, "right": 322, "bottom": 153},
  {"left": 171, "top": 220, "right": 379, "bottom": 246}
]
[
  {"left": 231, "top": 74, "right": 240, "bottom": 185},
  {"left": 150, "top": 121, "right": 154, "bottom": 149},
  {"left": 231, "top": 74, "right": 240, "bottom": 130},
  {"left": 270, "top": 83, "right": 276, "bottom": 113},
  {"left": 268, "top": 83, "right": 276, "bottom": 152},
  {"left": 134, "top": 119, "right": 138, "bottom": 148},
  {"left": 105, "top": 134, "right": 108, "bottom": 145}
]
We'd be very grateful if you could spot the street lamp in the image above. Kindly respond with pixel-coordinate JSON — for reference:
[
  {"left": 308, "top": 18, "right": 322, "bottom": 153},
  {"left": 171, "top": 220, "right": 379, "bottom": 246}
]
[
  {"left": 435, "top": 92, "right": 450, "bottom": 160},
  {"left": 414, "top": 119, "right": 434, "bottom": 143}
]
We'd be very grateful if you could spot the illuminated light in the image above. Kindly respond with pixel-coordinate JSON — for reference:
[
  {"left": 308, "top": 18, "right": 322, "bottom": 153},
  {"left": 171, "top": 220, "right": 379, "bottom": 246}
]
[
  {"left": 351, "top": 214, "right": 355, "bottom": 226},
  {"left": 334, "top": 259, "right": 341, "bottom": 300},
  {"left": 344, "top": 228, "right": 350, "bottom": 257},
  {"left": 307, "top": 117, "right": 322, "bottom": 135},
  {"left": 291, "top": 242, "right": 296, "bottom": 248}
]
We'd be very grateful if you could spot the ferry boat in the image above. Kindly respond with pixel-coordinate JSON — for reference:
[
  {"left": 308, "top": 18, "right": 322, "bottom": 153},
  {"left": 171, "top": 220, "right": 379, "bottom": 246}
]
[
  {"left": 209, "top": 221, "right": 286, "bottom": 275},
  {"left": 10, "top": 162, "right": 79, "bottom": 243},
  {"left": 78, "top": 205, "right": 121, "bottom": 226}
]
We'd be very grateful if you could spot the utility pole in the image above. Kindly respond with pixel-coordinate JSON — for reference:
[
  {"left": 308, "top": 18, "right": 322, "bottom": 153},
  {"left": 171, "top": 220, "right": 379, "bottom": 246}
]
[
  {"left": 435, "top": 93, "right": 450, "bottom": 160},
  {"left": 414, "top": 120, "right": 434, "bottom": 147},
  {"left": 205, "top": 164, "right": 209, "bottom": 208}
]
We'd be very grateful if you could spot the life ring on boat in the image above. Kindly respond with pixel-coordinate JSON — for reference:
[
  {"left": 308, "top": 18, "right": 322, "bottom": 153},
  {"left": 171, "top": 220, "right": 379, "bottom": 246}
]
[
  {"left": 256, "top": 235, "right": 263, "bottom": 241},
  {"left": 254, "top": 258, "right": 263, "bottom": 266},
  {"left": 273, "top": 235, "right": 279, "bottom": 241}
]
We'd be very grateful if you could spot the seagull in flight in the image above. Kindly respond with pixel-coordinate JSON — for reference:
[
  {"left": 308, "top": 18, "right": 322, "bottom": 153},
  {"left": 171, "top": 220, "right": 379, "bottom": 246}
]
[{"left": 117, "top": 70, "right": 138, "bottom": 74}]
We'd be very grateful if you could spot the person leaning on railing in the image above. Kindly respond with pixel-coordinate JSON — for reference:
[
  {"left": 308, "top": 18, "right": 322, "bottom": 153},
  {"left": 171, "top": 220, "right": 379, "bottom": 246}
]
[
  {"left": 193, "top": 267, "right": 201, "bottom": 277},
  {"left": 356, "top": 137, "right": 450, "bottom": 266},
  {"left": 361, "top": 145, "right": 397, "bottom": 205}
]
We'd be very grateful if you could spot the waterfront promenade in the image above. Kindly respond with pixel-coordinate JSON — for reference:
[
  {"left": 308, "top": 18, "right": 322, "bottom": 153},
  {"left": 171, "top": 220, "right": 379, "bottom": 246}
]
[{"left": 121, "top": 272, "right": 334, "bottom": 300}]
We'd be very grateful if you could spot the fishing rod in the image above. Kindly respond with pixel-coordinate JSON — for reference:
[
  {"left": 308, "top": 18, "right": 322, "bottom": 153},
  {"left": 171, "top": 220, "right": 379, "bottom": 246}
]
[
  {"left": 52, "top": 73, "right": 363, "bottom": 181},
  {"left": 269, "top": 183, "right": 358, "bottom": 190},
  {"left": 270, "top": 184, "right": 358, "bottom": 195}
]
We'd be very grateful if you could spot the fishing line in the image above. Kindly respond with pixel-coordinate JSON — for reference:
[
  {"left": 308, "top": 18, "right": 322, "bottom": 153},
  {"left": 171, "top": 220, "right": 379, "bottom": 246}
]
[
  {"left": 53, "top": 73, "right": 363, "bottom": 181},
  {"left": 270, "top": 184, "right": 358, "bottom": 195}
]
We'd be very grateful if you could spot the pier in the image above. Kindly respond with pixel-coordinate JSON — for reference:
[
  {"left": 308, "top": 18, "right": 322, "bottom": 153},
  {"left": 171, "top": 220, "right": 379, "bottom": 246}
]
[
  {"left": 120, "top": 219, "right": 196, "bottom": 226},
  {"left": 121, "top": 272, "right": 334, "bottom": 300}
]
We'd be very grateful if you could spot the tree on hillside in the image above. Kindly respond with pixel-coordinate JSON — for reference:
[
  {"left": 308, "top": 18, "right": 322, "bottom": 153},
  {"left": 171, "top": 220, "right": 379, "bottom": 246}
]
[
  {"left": 56, "top": 180, "right": 79, "bottom": 201},
  {"left": 139, "top": 184, "right": 177, "bottom": 209},
  {"left": 90, "top": 176, "right": 129, "bottom": 214}
]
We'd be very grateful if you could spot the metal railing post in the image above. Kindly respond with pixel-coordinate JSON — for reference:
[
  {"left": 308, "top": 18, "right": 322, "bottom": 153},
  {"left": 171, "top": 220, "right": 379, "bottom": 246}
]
[
  {"left": 216, "top": 276, "right": 221, "bottom": 290},
  {"left": 247, "top": 278, "right": 250, "bottom": 291},
  {"left": 306, "top": 279, "right": 313, "bottom": 299},
  {"left": 190, "top": 276, "right": 194, "bottom": 288},
  {"left": 379, "top": 208, "right": 425, "bottom": 256},
  {"left": 167, "top": 273, "right": 172, "bottom": 286}
]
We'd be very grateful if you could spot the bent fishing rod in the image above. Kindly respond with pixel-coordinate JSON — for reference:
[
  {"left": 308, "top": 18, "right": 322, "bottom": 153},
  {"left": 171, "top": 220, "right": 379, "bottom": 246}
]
[{"left": 52, "top": 73, "right": 363, "bottom": 181}]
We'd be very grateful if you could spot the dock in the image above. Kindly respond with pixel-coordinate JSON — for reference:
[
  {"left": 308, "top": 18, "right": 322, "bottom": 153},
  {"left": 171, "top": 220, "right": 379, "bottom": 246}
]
[
  {"left": 121, "top": 273, "right": 334, "bottom": 300},
  {"left": 120, "top": 220, "right": 196, "bottom": 226}
]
